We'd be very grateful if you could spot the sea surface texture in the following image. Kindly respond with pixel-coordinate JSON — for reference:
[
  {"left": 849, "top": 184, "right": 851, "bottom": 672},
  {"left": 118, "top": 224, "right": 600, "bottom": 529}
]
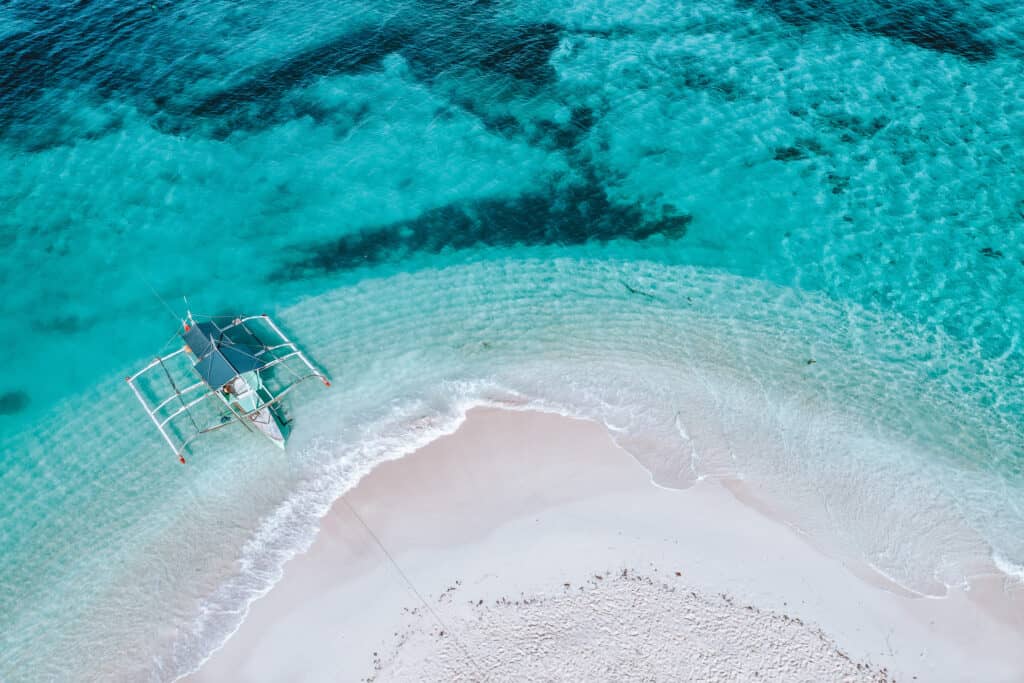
[{"left": 2, "top": 0, "right": 1023, "bottom": 679}]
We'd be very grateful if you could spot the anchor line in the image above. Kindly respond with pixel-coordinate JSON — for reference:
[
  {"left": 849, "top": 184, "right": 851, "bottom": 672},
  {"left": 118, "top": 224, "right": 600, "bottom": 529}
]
[
  {"left": 136, "top": 269, "right": 181, "bottom": 324},
  {"left": 341, "top": 498, "right": 488, "bottom": 680}
]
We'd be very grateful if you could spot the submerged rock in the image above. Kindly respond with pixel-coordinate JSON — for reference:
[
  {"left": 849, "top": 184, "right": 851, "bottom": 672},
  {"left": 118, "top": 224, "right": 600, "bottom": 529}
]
[{"left": 0, "top": 391, "right": 30, "bottom": 416}]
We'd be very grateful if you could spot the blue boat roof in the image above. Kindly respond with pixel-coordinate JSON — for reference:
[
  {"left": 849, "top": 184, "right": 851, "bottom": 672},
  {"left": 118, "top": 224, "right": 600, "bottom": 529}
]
[{"left": 182, "top": 321, "right": 266, "bottom": 388}]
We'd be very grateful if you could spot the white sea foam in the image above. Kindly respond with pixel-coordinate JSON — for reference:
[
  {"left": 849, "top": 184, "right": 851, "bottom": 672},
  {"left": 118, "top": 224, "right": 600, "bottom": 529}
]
[
  {"left": 169, "top": 393, "right": 500, "bottom": 680},
  {"left": 4, "top": 257, "right": 1023, "bottom": 682},
  {"left": 994, "top": 553, "right": 1024, "bottom": 584},
  {"left": 148, "top": 256, "right": 1023, "bottom": 680}
]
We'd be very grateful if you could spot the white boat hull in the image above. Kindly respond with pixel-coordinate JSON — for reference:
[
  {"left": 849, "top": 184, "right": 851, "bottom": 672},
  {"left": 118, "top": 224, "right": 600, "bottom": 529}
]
[
  {"left": 249, "top": 407, "right": 286, "bottom": 448},
  {"left": 224, "top": 373, "right": 286, "bottom": 449}
]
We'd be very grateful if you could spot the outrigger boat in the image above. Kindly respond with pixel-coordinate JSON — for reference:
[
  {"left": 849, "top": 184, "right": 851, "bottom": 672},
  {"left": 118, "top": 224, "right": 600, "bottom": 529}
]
[{"left": 127, "top": 311, "right": 330, "bottom": 463}]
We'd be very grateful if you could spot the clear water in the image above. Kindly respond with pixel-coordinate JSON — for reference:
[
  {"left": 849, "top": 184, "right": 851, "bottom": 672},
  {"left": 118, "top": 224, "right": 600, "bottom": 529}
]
[{"left": 2, "top": 0, "right": 1023, "bottom": 678}]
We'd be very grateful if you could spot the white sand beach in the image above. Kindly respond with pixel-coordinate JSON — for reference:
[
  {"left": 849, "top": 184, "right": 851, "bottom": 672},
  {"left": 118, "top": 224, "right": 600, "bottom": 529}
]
[{"left": 186, "top": 408, "right": 1024, "bottom": 682}]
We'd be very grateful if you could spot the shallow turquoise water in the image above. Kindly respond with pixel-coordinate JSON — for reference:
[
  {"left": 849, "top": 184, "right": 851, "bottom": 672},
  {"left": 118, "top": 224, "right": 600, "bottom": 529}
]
[{"left": 1, "top": 0, "right": 1023, "bottom": 678}]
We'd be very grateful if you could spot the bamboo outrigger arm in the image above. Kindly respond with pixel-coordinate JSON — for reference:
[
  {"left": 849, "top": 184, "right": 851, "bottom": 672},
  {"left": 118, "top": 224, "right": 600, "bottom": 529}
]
[{"left": 126, "top": 312, "right": 330, "bottom": 461}]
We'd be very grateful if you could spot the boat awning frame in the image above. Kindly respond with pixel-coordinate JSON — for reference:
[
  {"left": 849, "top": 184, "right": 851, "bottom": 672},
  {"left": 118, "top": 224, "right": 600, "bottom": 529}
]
[{"left": 126, "top": 314, "right": 330, "bottom": 459}]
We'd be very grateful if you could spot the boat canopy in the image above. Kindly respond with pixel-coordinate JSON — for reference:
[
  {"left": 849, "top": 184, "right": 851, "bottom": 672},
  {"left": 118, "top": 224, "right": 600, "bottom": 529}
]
[
  {"left": 128, "top": 312, "right": 330, "bottom": 461},
  {"left": 183, "top": 321, "right": 266, "bottom": 388}
]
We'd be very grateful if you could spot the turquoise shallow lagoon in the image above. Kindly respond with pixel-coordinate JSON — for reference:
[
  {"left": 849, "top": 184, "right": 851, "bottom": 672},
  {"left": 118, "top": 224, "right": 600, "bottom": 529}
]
[{"left": 1, "top": 0, "right": 1023, "bottom": 678}]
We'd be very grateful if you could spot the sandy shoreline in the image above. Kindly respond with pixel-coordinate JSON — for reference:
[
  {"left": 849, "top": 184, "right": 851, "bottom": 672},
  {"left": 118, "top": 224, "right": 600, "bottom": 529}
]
[{"left": 186, "top": 408, "right": 1024, "bottom": 682}]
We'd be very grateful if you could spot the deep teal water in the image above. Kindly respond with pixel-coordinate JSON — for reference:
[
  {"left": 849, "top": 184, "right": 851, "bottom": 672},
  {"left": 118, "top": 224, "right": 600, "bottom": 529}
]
[{"left": 2, "top": 0, "right": 1023, "bottom": 678}]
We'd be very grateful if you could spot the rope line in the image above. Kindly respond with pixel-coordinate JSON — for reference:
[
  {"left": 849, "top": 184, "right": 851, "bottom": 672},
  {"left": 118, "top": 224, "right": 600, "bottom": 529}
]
[
  {"left": 157, "top": 328, "right": 182, "bottom": 354},
  {"left": 136, "top": 269, "right": 181, "bottom": 324},
  {"left": 341, "top": 498, "right": 487, "bottom": 680}
]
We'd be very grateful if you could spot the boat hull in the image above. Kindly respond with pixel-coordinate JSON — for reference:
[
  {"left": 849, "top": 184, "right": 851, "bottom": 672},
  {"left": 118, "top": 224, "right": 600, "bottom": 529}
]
[
  {"left": 221, "top": 371, "right": 288, "bottom": 449},
  {"left": 249, "top": 407, "right": 286, "bottom": 448}
]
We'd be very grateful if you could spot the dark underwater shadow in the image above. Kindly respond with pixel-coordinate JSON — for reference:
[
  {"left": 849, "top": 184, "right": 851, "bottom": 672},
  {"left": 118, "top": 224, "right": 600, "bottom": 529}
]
[
  {"left": 160, "top": 18, "right": 563, "bottom": 138},
  {"left": 268, "top": 174, "right": 691, "bottom": 282},
  {"left": 741, "top": 0, "right": 997, "bottom": 62},
  {"left": 0, "top": 390, "right": 30, "bottom": 416}
]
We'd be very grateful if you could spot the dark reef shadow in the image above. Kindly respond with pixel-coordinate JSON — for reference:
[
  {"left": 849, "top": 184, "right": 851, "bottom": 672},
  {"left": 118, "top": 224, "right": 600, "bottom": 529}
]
[
  {"left": 160, "top": 19, "right": 563, "bottom": 137},
  {"left": 741, "top": 0, "right": 997, "bottom": 62},
  {"left": 0, "top": 391, "right": 30, "bottom": 416},
  {"left": 269, "top": 174, "right": 692, "bottom": 282},
  {"left": 1, "top": 0, "right": 564, "bottom": 144}
]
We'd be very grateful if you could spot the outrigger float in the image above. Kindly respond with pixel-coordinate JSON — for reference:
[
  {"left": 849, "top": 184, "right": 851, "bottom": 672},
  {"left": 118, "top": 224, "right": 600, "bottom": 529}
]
[{"left": 127, "top": 311, "right": 329, "bottom": 463}]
